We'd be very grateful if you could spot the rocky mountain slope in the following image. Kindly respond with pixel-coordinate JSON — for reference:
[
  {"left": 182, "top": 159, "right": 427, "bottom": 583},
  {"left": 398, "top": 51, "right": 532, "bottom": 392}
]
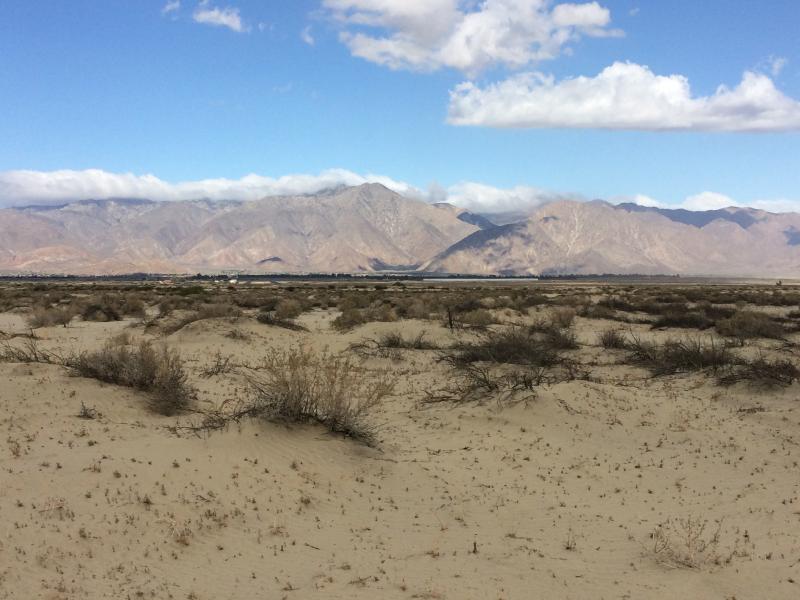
[
  {"left": 426, "top": 200, "right": 800, "bottom": 277},
  {"left": 2, "top": 186, "right": 800, "bottom": 276},
  {"left": 0, "top": 184, "right": 480, "bottom": 274}
]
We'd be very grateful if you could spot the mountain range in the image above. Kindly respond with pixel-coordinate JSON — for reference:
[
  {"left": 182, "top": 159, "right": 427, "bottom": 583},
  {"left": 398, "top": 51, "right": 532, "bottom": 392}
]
[{"left": 1, "top": 183, "right": 799, "bottom": 277}]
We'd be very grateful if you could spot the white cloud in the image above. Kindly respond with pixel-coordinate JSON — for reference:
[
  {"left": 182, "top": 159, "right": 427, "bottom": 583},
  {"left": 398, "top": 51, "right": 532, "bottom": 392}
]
[
  {"left": 681, "top": 191, "right": 735, "bottom": 211},
  {"left": 622, "top": 191, "right": 800, "bottom": 214},
  {"left": 627, "top": 194, "right": 663, "bottom": 208},
  {"left": 0, "top": 169, "right": 419, "bottom": 207},
  {"left": 323, "top": 0, "right": 619, "bottom": 74},
  {"left": 448, "top": 61, "right": 800, "bottom": 131},
  {"left": 162, "top": 1, "right": 181, "bottom": 15},
  {"left": 3, "top": 170, "right": 798, "bottom": 216},
  {"left": 301, "top": 25, "right": 315, "bottom": 45},
  {"left": 681, "top": 192, "right": 800, "bottom": 214},
  {"left": 445, "top": 181, "right": 577, "bottom": 213},
  {"left": 193, "top": 3, "right": 247, "bottom": 33}
]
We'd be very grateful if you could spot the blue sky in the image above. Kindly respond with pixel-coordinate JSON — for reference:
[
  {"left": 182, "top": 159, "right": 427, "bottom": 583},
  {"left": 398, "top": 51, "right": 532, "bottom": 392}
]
[{"left": 0, "top": 0, "right": 798, "bottom": 212}]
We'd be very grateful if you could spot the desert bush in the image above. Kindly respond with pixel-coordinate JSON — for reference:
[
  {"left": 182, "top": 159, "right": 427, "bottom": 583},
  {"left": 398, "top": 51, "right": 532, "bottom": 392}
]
[
  {"left": 80, "top": 295, "right": 123, "bottom": 321},
  {"left": 552, "top": 294, "right": 590, "bottom": 308},
  {"left": 444, "top": 326, "right": 564, "bottom": 368},
  {"left": 423, "top": 363, "right": 539, "bottom": 405},
  {"left": 626, "top": 335, "right": 734, "bottom": 376},
  {"left": 247, "top": 348, "right": 394, "bottom": 445},
  {"left": 718, "top": 355, "right": 799, "bottom": 388},
  {"left": 550, "top": 307, "right": 577, "bottom": 328},
  {"left": 649, "top": 517, "right": 750, "bottom": 569},
  {"left": 537, "top": 323, "right": 578, "bottom": 350},
  {"left": 511, "top": 292, "right": 549, "bottom": 310},
  {"left": 376, "top": 330, "right": 438, "bottom": 350},
  {"left": 332, "top": 305, "right": 396, "bottom": 331},
  {"left": 274, "top": 299, "right": 303, "bottom": 320},
  {"left": 0, "top": 338, "right": 60, "bottom": 364},
  {"left": 200, "top": 350, "right": 238, "bottom": 378},
  {"left": 162, "top": 303, "right": 241, "bottom": 334},
  {"left": 650, "top": 517, "right": 722, "bottom": 569},
  {"left": 460, "top": 309, "right": 495, "bottom": 327},
  {"left": 26, "top": 306, "right": 75, "bottom": 328},
  {"left": 350, "top": 330, "right": 439, "bottom": 359},
  {"left": 119, "top": 296, "right": 147, "bottom": 319},
  {"left": 579, "top": 303, "right": 618, "bottom": 321},
  {"left": 598, "top": 328, "right": 626, "bottom": 349},
  {"left": 651, "top": 311, "right": 713, "bottom": 330},
  {"left": 65, "top": 339, "right": 195, "bottom": 415},
  {"left": 256, "top": 310, "right": 307, "bottom": 331},
  {"left": 716, "top": 310, "right": 785, "bottom": 342},
  {"left": 694, "top": 302, "right": 736, "bottom": 321}
]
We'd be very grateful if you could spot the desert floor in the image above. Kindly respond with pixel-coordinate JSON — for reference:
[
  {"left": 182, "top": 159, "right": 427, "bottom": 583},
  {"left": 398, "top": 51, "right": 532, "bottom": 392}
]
[{"left": 1, "top": 295, "right": 799, "bottom": 599}]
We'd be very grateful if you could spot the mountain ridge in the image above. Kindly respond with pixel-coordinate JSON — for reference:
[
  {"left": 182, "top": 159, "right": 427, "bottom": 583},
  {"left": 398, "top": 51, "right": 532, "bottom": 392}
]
[{"left": 2, "top": 186, "right": 800, "bottom": 276}]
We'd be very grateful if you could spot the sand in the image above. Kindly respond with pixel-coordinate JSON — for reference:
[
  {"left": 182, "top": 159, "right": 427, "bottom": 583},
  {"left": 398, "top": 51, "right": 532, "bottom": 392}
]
[{"left": 1, "top": 308, "right": 799, "bottom": 599}]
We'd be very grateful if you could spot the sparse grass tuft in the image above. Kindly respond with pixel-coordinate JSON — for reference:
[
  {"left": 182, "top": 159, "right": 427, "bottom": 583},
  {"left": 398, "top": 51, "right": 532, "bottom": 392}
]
[{"left": 598, "top": 328, "right": 626, "bottom": 349}]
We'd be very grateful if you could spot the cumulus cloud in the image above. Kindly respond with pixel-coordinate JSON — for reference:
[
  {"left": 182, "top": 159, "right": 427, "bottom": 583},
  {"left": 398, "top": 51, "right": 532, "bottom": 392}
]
[
  {"left": 0, "top": 169, "right": 420, "bottom": 207},
  {"left": 448, "top": 61, "right": 800, "bottom": 131},
  {"left": 193, "top": 3, "right": 247, "bottom": 32},
  {"left": 322, "top": 0, "right": 618, "bottom": 74}
]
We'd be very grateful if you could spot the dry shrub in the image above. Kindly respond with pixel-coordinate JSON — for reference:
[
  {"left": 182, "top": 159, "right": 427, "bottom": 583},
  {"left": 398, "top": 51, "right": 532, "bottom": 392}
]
[
  {"left": 248, "top": 348, "right": 394, "bottom": 445},
  {"left": 78, "top": 293, "right": 146, "bottom": 322},
  {"left": 274, "top": 299, "right": 303, "bottom": 320},
  {"left": 163, "top": 303, "right": 241, "bottom": 334},
  {"left": 350, "top": 330, "right": 438, "bottom": 359},
  {"left": 444, "top": 326, "right": 566, "bottom": 368},
  {"left": 550, "top": 307, "right": 577, "bottom": 328},
  {"left": 718, "top": 354, "right": 799, "bottom": 388},
  {"left": 0, "top": 338, "right": 60, "bottom": 364},
  {"left": 626, "top": 335, "right": 734, "bottom": 376},
  {"left": 256, "top": 311, "right": 307, "bottom": 331},
  {"left": 460, "top": 309, "right": 495, "bottom": 327},
  {"left": 580, "top": 303, "right": 618, "bottom": 321},
  {"left": 650, "top": 517, "right": 750, "bottom": 569},
  {"left": 65, "top": 339, "right": 195, "bottom": 415},
  {"left": 376, "top": 330, "right": 436, "bottom": 350},
  {"left": 27, "top": 306, "right": 75, "bottom": 328},
  {"left": 332, "top": 305, "right": 396, "bottom": 331},
  {"left": 598, "top": 328, "right": 626, "bottom": 349},
  {"left": 716, "top": 310, "right": 785, "bottom": 342},
  {"left": 423, "top": 364, "right": 539, "bottom": 405},
  {"left": 651, "top": 311, "right": 713, "bottom": 330}
]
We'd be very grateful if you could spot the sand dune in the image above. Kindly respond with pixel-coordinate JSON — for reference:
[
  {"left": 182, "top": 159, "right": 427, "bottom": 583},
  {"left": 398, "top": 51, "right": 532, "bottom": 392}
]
[{"left": 2, "top": 301, "right": 799, "bottom": 599}]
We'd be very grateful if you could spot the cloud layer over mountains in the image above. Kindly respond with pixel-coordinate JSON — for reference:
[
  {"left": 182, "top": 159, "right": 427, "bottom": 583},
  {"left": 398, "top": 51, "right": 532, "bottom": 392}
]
[{"left": 1, "top": 168, "right": 797, "bottom": 215}]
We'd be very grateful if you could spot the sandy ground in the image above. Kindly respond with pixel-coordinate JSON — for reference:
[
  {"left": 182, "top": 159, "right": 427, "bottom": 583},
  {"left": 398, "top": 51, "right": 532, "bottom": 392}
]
[{"left": 1, "top": 308, "right": 800, "bottom": 599}]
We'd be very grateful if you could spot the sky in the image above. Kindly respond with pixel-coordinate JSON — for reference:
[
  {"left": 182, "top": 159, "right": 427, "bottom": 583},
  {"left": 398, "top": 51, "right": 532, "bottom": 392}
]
[{"left": 0, "top": 0, "right": 799, "bottom": 213}]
